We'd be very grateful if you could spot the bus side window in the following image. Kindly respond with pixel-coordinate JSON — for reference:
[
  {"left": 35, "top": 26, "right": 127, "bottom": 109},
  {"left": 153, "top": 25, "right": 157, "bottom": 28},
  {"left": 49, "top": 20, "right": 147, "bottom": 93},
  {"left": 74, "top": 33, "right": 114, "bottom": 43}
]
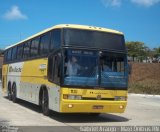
[
  {"left": 39, "top": 32, "right": 50, "bottom": 56},
  {"left": 48, "top": 52, "right": 61, "bottom": 84},
  {"left": 30, "top": 37, "right": 40, "bottom": 57},
  {"left": 23, "top": 41, "right": 31, "bottom": 59},
  {"left": 48, "top": 55, "right": 54, "bottom": 82},
  {"left": 17, "top": 44, "right": 23, "bottom": 60},
  {"left": 7, "top": 48, "right": 12, "bottom": 62},
  {"left": 53, "top": 54, "right": 61, "bottom": 84},
  {"left": 50, "top": 29, "right": 61, "bottom": 51},
  {"left": 12, "top": 46, "right": 17, "bottom": 61}
]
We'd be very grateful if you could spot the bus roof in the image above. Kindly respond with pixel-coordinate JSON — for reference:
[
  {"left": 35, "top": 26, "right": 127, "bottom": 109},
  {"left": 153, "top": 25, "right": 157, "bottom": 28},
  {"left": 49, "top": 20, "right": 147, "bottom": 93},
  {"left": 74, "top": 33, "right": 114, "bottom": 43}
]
[{"left": 5, "top": 24, "right": 124, "bottom": 50}]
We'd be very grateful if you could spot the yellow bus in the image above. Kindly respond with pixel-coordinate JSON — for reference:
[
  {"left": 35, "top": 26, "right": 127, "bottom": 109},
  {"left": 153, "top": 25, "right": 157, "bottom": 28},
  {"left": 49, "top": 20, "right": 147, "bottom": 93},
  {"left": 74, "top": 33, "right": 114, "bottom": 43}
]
[{"left": 2, "top": 24, "right": 128, "bottom": 116}]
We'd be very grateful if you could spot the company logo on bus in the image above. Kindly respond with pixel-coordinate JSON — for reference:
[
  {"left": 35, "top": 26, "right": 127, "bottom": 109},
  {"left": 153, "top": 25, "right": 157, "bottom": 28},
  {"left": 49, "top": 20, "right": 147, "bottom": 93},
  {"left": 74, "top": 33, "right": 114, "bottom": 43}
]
[
  {"left": 9, "top": 66, "right": 22, "bottom": 73},
  {"left": 96, "top": 95, "right": 101, "bottom": 100}
]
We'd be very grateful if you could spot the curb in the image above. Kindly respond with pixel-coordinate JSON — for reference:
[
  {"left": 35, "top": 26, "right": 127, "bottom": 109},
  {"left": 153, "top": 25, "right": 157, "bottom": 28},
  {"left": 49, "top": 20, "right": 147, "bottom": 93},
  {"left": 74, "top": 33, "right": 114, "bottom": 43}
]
[{"left": 128, "top": 93, "right": 160, "bottom": 98}]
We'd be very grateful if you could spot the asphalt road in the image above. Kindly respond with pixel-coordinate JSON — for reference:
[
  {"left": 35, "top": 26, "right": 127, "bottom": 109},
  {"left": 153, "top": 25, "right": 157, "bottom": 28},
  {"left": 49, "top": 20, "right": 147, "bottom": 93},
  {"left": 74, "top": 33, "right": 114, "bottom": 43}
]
[{"left": 0, "top": 84, "right": 160, "bottom": 131}]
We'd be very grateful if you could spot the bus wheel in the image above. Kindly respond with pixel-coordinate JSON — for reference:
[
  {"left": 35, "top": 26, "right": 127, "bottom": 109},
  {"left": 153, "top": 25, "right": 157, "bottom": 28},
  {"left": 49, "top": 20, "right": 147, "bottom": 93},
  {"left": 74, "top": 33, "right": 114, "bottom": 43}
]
[
  {"left": 89, "top": 113, "right": 100, "bottom": 116},
  {"left": 42, "top": 89, "right": 50, "bottom": 116},
  {"left": 12, "top": 83, "right": 17, "bottom": 103},
  {"left": 8, "top": 83, "right": 12, "bottom": 101}
]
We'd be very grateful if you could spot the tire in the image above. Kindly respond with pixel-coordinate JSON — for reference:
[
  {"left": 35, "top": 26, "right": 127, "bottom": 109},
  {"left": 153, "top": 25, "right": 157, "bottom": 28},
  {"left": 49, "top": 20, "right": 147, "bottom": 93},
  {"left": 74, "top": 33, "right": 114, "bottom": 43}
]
[
  {"left": 12, "top": 83, "right": 17, "bottom": 103},
  {"left": 8, "top": 83, "right": 12, "bottom": 101},
  {"left": 42, "top": 89, "right": 50, "bottom": 116},
  {"left": 89, "top": 113, "right": 100, "bottom": 116}
]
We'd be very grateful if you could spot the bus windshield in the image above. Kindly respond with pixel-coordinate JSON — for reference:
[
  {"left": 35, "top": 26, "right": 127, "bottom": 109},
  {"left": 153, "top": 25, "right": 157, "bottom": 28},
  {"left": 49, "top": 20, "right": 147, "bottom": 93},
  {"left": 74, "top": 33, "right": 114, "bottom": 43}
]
[
  {"left": 63, "top": 49, "right": 99, "bottom": 87},
  {"left": 63, "top": 49, "right": 128, "bottom": 88},
  {"left": 100, "top": 51, "right": 128, "bottom": 88}
]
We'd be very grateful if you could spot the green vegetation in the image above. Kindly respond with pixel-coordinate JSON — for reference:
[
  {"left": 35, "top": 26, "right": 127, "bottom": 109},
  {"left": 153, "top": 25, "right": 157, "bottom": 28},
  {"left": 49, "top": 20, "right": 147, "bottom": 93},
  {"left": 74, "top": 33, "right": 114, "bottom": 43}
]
[
  {"left": 128, "top": 79, "right": 160, "bottom": 95},
  {"left": 126, "top": 42, "right": 160, "bottom": 95},
  {"left": 126, "top": 41, "right": 160, "bottom": 62}
]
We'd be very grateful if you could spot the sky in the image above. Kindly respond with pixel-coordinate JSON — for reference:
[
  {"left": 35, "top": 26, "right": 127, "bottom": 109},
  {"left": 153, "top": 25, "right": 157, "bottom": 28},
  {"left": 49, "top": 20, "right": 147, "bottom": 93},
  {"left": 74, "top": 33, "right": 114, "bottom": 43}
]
[{"left": 0, "top": 0, "right": 160, "bottom": 49}]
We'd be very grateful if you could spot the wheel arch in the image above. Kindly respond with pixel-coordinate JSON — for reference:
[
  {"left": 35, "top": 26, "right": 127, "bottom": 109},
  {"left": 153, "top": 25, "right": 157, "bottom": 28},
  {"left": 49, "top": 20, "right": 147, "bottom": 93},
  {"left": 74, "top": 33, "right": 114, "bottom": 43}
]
[
  {"left": 7, "top": 81, "right": 12, "bottom": 92},
  {"left": 12, "top": 81, "right": 17, "bottom": 103},
  {"left": 39, "top": 84, "right": 48, "bottom": 106},
  {"left": 12, "top": 82, "right": 16, "bottom": 89}
]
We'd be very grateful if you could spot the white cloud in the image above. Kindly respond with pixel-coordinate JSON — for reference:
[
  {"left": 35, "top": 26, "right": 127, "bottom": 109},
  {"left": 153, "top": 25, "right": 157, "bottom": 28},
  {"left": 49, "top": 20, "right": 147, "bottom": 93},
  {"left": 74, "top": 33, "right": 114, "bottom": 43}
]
[
  {"left": 3, "top": 5, "right": 28, "bottom": 20},
  {"left": 131, "top": 0, "right": 160, "bottom": 7},
  {"left": 101, "top": 0, "right": 160, "bottom": 8},
  {"left": 101, "top": 0, "right": 122, "bottom": 7}
]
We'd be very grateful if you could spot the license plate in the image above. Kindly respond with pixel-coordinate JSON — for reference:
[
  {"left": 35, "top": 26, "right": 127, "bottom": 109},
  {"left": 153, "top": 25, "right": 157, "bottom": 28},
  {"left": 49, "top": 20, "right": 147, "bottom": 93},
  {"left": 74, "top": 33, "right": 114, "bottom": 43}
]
[{"left": 92, "top": 105, "right": 104, "bottom": 109}]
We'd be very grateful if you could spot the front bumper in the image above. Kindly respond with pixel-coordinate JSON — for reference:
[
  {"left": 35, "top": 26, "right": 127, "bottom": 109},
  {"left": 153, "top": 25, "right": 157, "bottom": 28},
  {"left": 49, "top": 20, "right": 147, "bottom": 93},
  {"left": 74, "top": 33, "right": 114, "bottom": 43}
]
[{"left": 60, "top": 100, "right": 127, "bottom": 113}]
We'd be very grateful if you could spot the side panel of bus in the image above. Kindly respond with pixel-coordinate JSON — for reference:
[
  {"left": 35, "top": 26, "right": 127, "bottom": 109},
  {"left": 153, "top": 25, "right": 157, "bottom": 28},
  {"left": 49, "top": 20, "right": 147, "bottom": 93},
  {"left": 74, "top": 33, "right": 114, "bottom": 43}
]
[
  {"left": 20, "top": 58, "right": 60, "bottom": 111},
  {"left": 3, "top": 59, "right": 61, "bottom": 112},
  {"left": 2, "top": 64, "right": 8, "bottom": 95},
  {"left": 7, "top": 62, "right": 24, "bottom": 98}
]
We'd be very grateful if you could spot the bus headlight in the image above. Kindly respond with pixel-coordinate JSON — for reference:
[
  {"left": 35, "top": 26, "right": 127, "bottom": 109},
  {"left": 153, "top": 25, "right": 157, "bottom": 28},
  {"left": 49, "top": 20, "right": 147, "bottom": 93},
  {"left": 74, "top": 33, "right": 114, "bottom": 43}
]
[
  {"left": 68, "top": 95, "right": 82, "bottom": 100},
  {"left": 114, "top": 96, "right": 127, "bottom": 101},
  {"left": 63, "top": 94, "right": 82, "bottom": 100}
]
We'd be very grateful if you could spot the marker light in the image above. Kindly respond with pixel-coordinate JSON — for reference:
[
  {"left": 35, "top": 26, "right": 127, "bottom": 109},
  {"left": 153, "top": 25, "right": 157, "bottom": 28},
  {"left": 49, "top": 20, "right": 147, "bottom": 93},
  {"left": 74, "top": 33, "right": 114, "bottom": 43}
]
[
  {"left": 68, "top": 104, "right": 73, "bottom": 108},
  {"left": 119, "top": 105, "right": 124, "bottom": 109}
]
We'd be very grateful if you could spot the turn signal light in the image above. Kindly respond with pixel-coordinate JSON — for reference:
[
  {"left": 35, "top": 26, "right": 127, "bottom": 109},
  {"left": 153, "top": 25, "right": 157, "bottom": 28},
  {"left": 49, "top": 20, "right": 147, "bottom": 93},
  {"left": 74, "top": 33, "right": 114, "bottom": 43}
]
[
  {"left": 119, "top": 105, "right": 124, "bottom": 109},
  {"left": 68, "top": 104, "right": 73, "bottom": 108}
]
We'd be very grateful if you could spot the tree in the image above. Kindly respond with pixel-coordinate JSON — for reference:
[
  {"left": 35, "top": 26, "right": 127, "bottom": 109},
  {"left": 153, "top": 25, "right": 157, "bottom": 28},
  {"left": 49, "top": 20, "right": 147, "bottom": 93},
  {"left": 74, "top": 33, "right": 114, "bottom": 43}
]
[
  {"left": 153, "top": 47, "right": 160, "bottom": 58},
  {"left": 0, "top": 49, "right": 4, "bottom": 55},
  {"left": 126, "top": 41, "right": 148, "bottom": 62}
]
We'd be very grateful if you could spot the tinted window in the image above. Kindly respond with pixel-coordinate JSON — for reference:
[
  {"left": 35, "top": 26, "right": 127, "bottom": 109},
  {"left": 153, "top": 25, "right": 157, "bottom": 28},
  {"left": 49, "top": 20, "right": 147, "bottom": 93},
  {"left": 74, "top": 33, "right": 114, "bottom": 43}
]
[
  {"left": 7, "top": 49, "right": 12, "bottom": 62},
  {"left": 50, "top": 29, "right": 61, "bottom": 51},
  {"left": 63, "top": 29, "right": 125, "bottom": 51},
  {"left": 100, "top": 52, "right": 125, "bottom": 73},
  {"left": 100, "top": 52, "right": 128, "bottom": 88},
  {"left": 31, "top": 37, "right": 40, "bottom": 57},
  {"left": 17, "top": 44, "right": 23, "bottom": 60},
  {"left": 48, "top": 55, "right": 54, "bottom": 81},
  {"left": 12, "top": 46, "right": 17, "bottom": 61},
  {"left": 40, "top": 32, "right": 50, "bottom": 55},
  {"left": 63, "top": 49, "right": 98, "bottom": 87},
  {"left": 53, "top": 54, "right": 61, "bottom": 84},
  {"left": 23, "top": 41, "right": 30, "bottom": 59},
  {"left": 48, "top": 52, "right": 61, "bottom": 84}
]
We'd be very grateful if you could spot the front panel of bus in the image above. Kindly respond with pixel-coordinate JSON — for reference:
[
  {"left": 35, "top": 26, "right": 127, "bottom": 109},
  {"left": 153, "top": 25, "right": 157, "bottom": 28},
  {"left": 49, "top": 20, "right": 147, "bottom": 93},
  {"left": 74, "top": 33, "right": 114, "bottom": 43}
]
[{"left": 57, "top": 28, "right": 128, "bottom": 113}]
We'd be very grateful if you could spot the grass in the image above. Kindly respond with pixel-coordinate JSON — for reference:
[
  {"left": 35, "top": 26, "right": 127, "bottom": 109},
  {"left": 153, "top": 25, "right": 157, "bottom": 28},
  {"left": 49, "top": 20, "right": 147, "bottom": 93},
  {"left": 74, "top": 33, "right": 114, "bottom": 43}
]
[{"left": 128, "top": 79, "right": 160, "bottom": 95}]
